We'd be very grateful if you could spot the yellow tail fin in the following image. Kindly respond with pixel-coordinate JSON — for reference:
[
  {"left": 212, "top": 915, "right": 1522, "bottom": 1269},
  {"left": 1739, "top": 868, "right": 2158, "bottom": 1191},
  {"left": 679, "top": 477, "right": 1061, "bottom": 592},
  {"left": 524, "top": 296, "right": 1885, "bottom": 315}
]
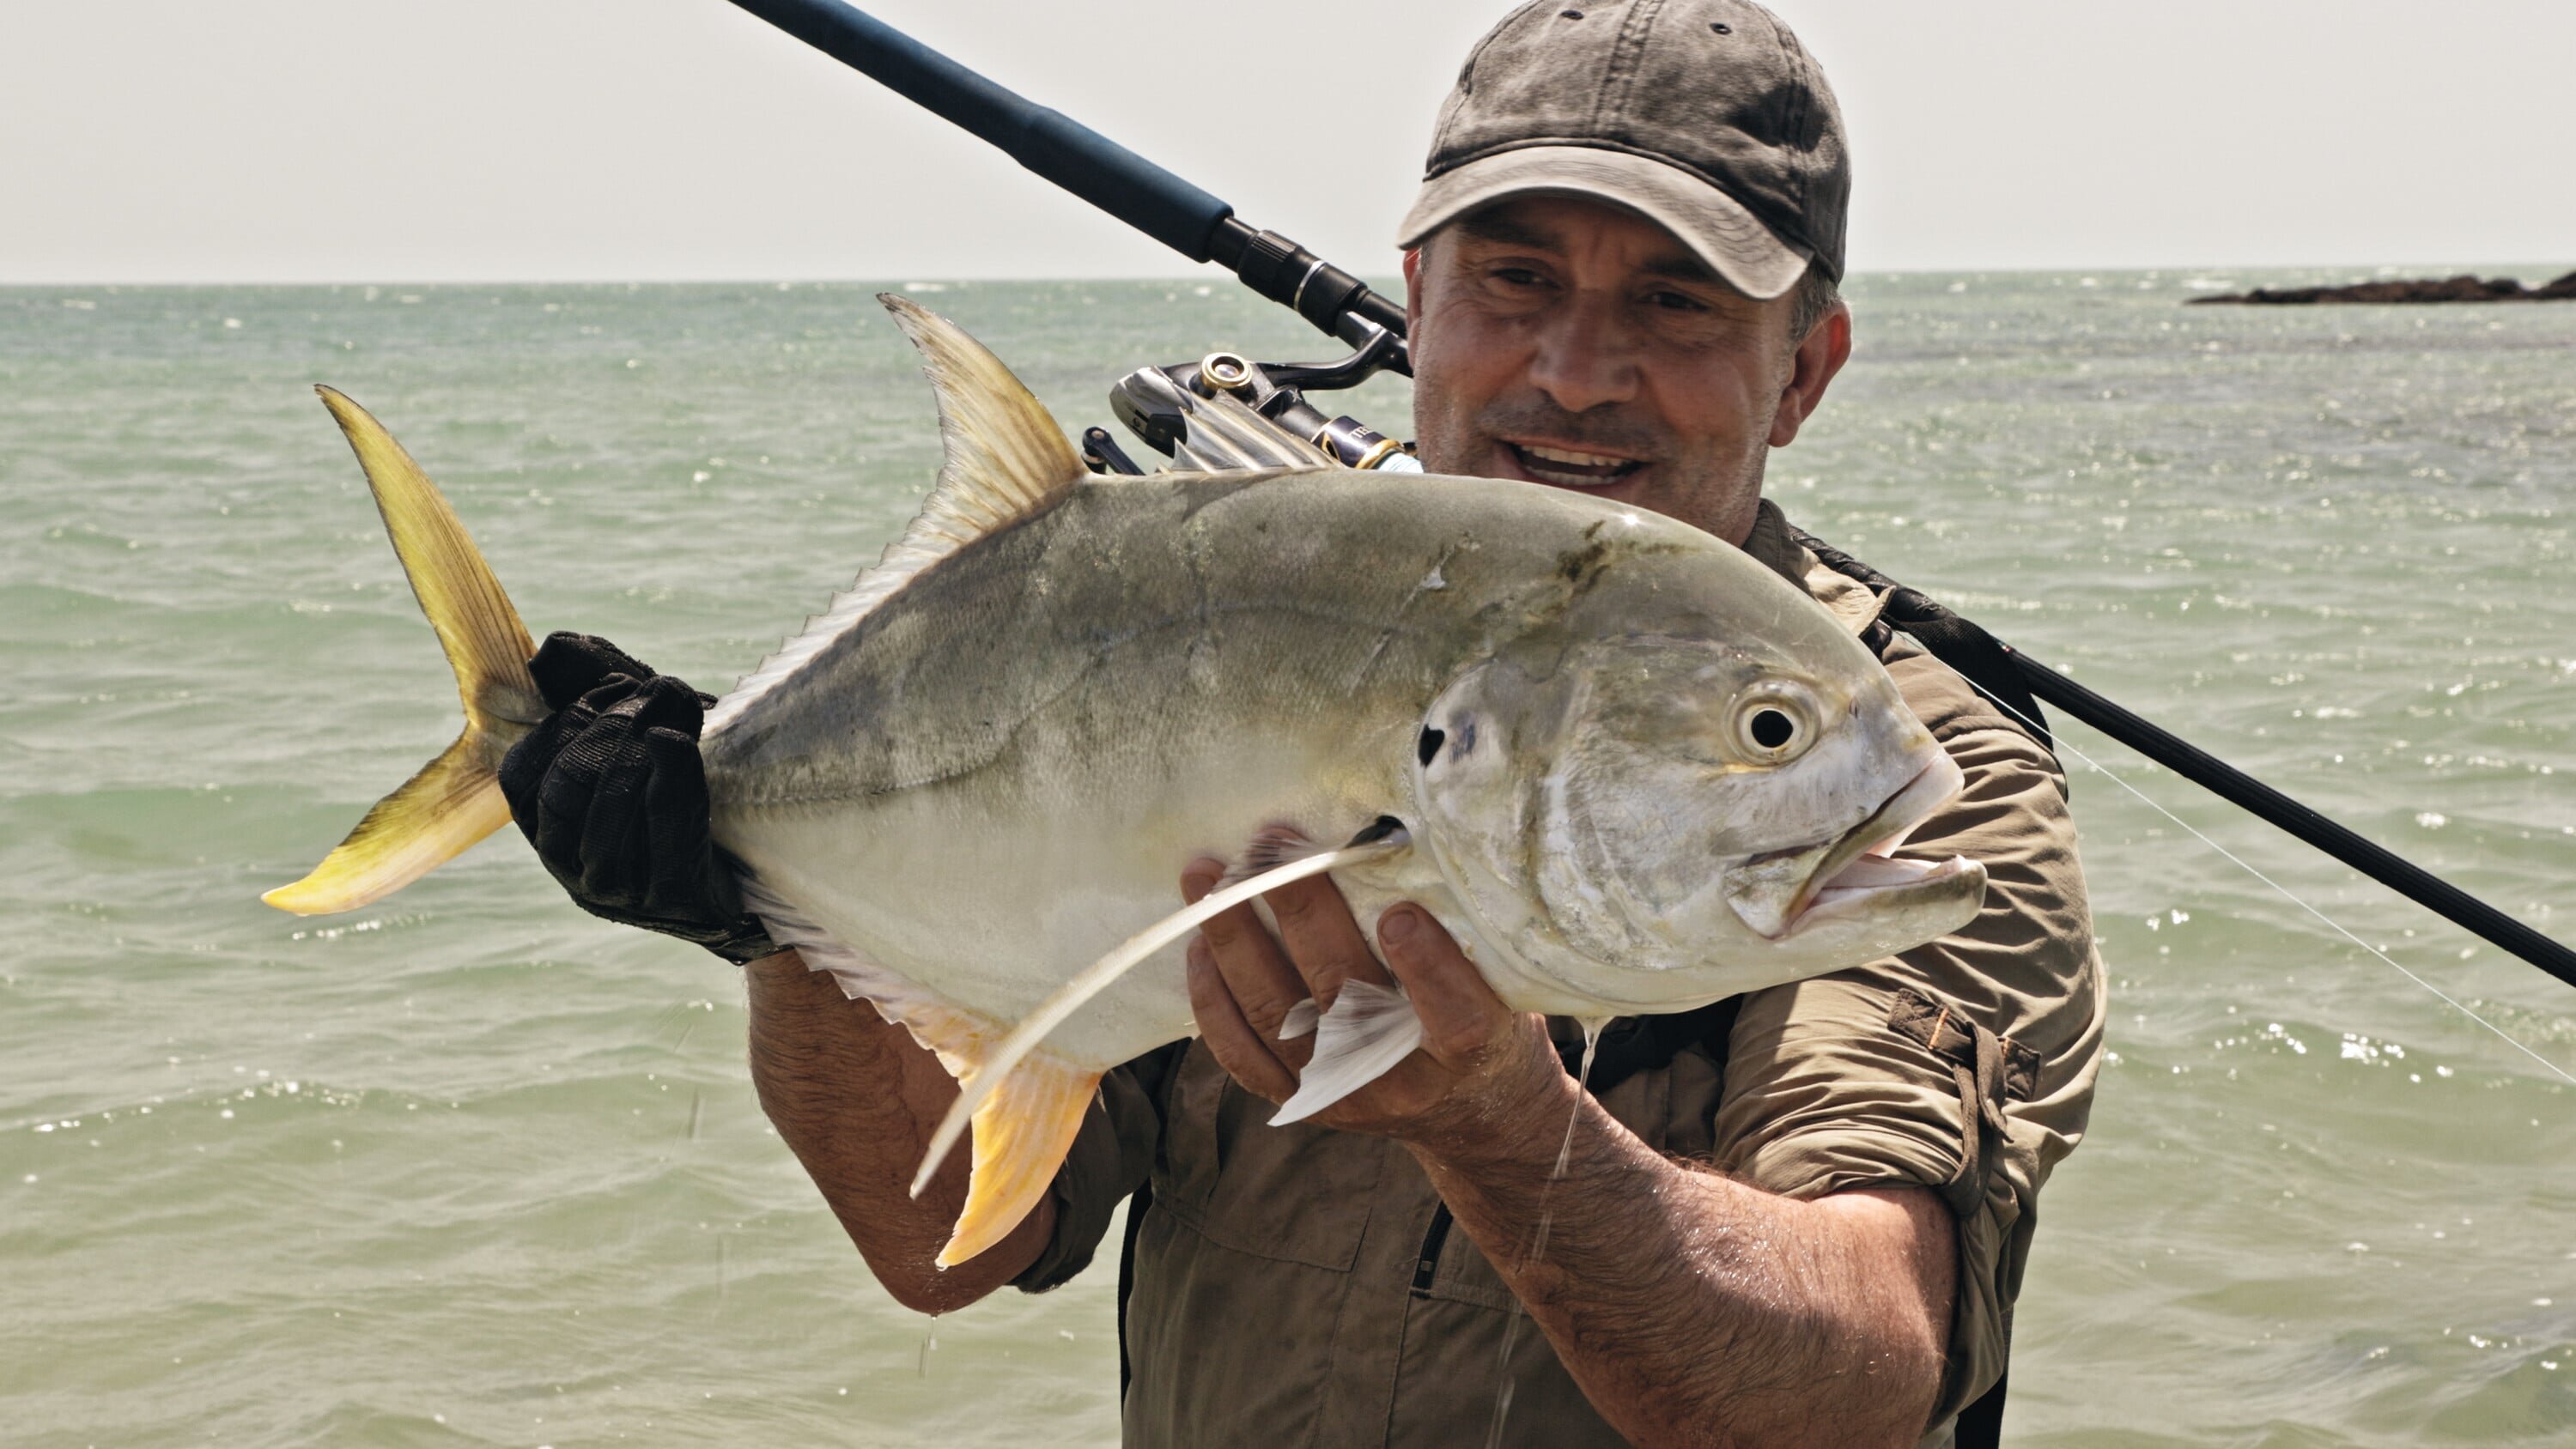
[{"left": 263, "top": 387, "right": 546, "bottom": 916}]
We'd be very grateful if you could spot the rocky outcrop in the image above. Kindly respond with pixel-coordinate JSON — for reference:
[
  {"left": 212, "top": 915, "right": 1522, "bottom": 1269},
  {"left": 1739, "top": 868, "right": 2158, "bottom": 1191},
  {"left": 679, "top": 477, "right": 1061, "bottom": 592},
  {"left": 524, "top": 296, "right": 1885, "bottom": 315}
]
[{"left": 2192, "top": 270, "right": 2576, "bottom": 305}]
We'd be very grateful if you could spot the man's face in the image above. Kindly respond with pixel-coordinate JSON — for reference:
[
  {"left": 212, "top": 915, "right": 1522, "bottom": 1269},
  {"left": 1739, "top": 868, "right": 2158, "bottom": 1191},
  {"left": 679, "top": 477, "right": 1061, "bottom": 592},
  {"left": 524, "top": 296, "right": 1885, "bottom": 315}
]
[{"left": 1404, "top": 195, "right": 1845, "bottom": 546}]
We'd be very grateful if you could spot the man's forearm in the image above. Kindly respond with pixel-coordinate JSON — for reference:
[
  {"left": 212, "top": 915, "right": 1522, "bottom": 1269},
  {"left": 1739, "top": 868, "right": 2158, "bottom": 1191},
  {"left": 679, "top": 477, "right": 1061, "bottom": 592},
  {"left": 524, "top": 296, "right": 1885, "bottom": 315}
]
[
  {"left": 743, "top": 951, "right": 1050, "bottom": 1313},
  {"left": 1408, "top": 1070, "right": 1954, "bottom": 1448}
]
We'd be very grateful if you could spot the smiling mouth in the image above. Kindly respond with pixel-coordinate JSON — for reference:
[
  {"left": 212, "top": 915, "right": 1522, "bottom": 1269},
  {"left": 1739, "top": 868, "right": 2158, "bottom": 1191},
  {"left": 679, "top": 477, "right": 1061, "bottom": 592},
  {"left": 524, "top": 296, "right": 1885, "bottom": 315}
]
[{"left": 1505, "top": 440, "right": 1646, "bottom": 488}]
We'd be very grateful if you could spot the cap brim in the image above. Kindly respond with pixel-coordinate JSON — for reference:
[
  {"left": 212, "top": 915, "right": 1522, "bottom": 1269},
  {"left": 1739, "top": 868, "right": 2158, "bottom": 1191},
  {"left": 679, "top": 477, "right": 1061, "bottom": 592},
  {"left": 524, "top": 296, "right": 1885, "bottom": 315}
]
[{"left": 1396, "top": 146, "right": 1811, "bottom": 301}]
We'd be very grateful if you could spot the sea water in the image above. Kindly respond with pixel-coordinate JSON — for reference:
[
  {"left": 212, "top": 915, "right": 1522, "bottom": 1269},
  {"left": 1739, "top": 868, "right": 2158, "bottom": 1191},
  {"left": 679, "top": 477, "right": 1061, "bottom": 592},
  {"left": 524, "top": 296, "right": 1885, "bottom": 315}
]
[{"left": 3, "top": 271, "right": 2571, "bottom": 1446}]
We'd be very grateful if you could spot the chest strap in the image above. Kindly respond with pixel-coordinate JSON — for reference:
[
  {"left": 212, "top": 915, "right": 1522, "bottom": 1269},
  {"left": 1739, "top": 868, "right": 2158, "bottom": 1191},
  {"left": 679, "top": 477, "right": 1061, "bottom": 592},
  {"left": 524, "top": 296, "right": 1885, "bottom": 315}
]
[{"left": 1789, "top": 524, "right": 2053, "bottom": 754}]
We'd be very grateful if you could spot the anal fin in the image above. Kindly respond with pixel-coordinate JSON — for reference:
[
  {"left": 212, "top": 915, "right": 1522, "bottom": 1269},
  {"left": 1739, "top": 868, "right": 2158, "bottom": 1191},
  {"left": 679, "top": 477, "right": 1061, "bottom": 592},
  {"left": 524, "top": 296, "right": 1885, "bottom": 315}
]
[
  {"left": 732, "top": 874, "right": 1101, "bottom": 1271},
  {"left": 940, "top": 1051, "right": 1101, "bottom": 1270},
  {"left": 911, "top": 834, "right": 1410, "bottom": 1198}
]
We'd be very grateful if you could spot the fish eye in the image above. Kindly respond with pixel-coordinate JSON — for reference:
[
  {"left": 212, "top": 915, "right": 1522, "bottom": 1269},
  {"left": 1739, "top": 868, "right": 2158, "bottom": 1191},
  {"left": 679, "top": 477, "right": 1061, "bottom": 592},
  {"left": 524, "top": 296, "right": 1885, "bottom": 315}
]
[{"left": 1727, "top": 688, "right": 1816, "bottom": 765}]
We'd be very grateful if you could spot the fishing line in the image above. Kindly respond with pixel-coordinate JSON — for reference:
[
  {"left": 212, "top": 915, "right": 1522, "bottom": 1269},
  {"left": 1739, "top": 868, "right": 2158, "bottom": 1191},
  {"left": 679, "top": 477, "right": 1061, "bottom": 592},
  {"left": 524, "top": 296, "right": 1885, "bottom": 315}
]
[{"left": 1964, "top": 676, "right": 2576, "bottom": 1088}]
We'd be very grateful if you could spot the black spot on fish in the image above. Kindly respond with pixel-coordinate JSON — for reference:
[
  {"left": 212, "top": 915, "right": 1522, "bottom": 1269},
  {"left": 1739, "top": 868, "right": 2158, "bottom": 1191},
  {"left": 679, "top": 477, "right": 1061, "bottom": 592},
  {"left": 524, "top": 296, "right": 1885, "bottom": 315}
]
[
  {"left": 1418, "top": 725, "right": 1446, "bottom": 767},
  {"left": 1347, "top": 815, "right": 1408, "bottom": 846},
  {"left": 1558, "top": 536, "right": 1613, "bottom": 585}
]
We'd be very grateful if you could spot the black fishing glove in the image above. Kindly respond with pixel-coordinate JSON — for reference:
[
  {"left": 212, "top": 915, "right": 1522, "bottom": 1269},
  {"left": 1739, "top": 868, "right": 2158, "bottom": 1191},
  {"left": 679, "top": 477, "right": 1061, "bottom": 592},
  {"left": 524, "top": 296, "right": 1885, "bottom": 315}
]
[{"left": 498, "top": 631, "right": 779, "bottom": 964}]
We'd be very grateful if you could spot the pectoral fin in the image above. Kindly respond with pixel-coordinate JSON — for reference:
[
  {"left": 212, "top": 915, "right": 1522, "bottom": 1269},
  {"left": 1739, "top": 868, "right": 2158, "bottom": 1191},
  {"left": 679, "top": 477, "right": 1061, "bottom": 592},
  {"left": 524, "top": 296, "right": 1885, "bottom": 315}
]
[{"left": 1269, "top": 980, "right": 1425, "bottom": 1125}]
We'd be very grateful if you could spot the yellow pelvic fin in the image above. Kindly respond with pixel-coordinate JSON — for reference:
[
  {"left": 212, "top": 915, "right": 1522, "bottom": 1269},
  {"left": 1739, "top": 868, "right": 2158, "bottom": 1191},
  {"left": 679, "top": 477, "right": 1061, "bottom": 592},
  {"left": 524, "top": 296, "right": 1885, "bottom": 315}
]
[
  {"left": 935, "top": 1049, "right": 1102, "bottom": 1270},
  {"left": 262, "top": 388, "right": 546, "bottom": 915}
]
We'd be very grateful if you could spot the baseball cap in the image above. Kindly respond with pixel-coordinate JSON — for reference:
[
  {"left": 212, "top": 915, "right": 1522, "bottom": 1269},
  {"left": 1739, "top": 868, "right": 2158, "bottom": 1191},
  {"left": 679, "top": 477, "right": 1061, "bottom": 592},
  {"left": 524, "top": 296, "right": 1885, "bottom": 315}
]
[{"left": 1397, "top": 0, "right": 1850, "bottom": 299}]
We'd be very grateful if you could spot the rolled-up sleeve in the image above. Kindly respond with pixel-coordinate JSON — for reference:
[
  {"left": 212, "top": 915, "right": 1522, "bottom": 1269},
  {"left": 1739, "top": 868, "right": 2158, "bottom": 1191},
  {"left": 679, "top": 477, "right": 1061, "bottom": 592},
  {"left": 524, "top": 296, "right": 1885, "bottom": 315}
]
[
  {"left": 1714, "top": 699, "right": 2107, "bottom": 1430},
  {"left": 1012, "top": 1043, "right": 1178, "bottom": 1294}
]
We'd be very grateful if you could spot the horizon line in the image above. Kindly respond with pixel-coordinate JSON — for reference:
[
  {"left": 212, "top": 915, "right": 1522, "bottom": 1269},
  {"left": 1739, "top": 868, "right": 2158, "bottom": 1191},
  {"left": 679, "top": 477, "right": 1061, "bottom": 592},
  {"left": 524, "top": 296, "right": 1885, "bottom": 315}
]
[{"left": 8, "top": 260, "right": 2573, "bottom": 291}]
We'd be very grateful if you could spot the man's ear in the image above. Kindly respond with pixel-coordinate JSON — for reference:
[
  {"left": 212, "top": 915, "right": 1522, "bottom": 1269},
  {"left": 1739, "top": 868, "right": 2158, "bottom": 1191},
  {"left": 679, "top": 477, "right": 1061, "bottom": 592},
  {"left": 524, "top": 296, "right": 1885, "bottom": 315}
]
[
  {"left": 1768, "top": 300, "right": 1851, "bottom": 450},
  {"left": 1401, "top": 246, "right": 1426, "bottom": 336}
]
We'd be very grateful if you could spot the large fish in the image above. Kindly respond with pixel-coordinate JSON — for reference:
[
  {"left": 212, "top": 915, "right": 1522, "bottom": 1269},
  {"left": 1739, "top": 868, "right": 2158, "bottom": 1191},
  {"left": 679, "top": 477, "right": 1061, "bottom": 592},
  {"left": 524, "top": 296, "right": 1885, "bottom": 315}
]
[{"left": 265, "top": 296, "right": 1987, "bottom": 1267}]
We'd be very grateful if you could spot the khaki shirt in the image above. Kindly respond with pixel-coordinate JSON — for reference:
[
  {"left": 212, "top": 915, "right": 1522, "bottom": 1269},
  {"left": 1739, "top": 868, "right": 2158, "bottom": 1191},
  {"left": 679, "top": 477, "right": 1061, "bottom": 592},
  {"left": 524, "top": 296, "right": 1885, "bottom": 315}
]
[{"left": 1018, "top": 501, "right": 2107, "bottom": 1447}]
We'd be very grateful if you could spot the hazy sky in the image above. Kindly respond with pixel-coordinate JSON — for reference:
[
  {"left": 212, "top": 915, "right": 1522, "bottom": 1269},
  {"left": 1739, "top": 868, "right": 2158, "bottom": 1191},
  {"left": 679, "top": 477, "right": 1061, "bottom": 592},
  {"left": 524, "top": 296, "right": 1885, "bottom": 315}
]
[{"left": 6, "top": 0, "right": 2571, "bottom": 283}]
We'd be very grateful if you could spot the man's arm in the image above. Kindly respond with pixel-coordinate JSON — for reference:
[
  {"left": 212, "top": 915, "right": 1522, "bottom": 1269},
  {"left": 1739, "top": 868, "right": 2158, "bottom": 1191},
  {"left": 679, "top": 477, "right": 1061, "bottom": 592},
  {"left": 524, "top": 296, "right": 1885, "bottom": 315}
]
[
  {"left": 743, "top": 950, "right": 1052, "bottom": 1314},
  {"left": 1182, "top": 865, "right": 1953, "bottom": 1447},
  {"left": 1412, "top": 1072, "right": 1953, "bottom": 1446},
  {"left": 491, "top": 633, "right": 1049, "bottom": 1312}
]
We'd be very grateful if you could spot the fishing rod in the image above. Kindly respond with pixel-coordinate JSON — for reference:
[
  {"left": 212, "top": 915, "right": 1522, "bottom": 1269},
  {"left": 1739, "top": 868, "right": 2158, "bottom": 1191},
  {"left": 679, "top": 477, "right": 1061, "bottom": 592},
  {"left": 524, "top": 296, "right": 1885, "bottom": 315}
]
[
  {"left": 719, "top": 0, "right": 1407, "bottom": 365},
  {"left": 716, "top": 0, "right": 2576, "bottom": 992},
  {"left": 2013, "top": 658, "right": 2576, "bottom": 988}
]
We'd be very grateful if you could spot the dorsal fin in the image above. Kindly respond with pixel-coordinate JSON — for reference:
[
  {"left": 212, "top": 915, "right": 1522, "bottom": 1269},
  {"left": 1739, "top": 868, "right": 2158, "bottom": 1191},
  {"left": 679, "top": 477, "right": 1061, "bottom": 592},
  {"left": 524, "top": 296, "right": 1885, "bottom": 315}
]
[
  {"left": 880, "top": 292, "right": 1087, "bottom": 546},
  {"left": 708, "top": 295, "right": 1086, "bottom": 731}
]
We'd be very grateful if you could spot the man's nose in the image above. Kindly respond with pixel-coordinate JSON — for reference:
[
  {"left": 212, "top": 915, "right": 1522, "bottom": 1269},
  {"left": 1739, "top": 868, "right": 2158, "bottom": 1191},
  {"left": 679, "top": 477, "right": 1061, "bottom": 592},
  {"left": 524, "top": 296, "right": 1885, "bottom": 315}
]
[{"left": 1525, "top": 294, "right": 1638, "bottom": 416}]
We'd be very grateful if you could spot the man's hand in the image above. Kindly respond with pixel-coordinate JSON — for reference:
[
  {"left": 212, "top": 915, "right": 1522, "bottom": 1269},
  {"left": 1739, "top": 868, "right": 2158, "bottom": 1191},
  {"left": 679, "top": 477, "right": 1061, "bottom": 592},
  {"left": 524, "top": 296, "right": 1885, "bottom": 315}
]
[
  {"left": 497, "top": 631, "right": 776, "bottom": 964},
  {"left": 1181, "top": 856, "right": 1954, "bottom": 1446},
  {"left": 1178, "top": 859, "right": 1571, "bottom": 1149}
]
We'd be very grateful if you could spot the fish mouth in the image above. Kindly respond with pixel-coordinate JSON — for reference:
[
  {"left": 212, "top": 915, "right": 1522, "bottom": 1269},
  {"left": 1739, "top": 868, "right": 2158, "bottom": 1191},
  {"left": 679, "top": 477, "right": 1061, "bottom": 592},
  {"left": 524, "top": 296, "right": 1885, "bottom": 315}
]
[{"left": 1728, "top": 755, "right": 1978, "bottom": 942}]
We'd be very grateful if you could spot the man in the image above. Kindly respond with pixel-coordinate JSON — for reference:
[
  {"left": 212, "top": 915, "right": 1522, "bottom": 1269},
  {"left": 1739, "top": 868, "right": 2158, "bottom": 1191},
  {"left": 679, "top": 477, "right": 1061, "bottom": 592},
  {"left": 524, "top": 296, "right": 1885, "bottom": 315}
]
[{"left": 502, "top": 3, "right": 2102, "bottom": 1444}]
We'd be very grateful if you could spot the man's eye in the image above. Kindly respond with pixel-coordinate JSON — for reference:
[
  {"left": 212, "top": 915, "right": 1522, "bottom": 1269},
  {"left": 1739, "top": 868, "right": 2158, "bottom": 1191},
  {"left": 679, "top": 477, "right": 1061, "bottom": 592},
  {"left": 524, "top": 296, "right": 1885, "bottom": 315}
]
[
  {"left": 1649, "top": 289, "right": 1710, "bottom": 312},
  {"left": 1492, "top": 267, "right": 1547, "bottom": 288}
]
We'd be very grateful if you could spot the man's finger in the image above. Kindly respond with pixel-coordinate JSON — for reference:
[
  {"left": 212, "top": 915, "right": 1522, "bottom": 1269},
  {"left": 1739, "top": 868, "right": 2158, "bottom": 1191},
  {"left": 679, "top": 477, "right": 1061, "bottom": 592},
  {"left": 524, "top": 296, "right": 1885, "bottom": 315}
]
[
  {"left": 639, "top": 726, "right": 717, "bottom": 906},
  {"left": 1181, "top": 859, "right": 1312, "bottom": 1064},
  {"left": 1182, "top": 860, "right": 1267, "bottom": 962},
  {"left": 1263, "top": 872, "right": 1393, "bottom": 1011},
  {"left": 1375, "top": 904, "right": 1514, "bottom": 1063},
  {"left": 531, "top": 734, "right": 606, "bottom": 893},
  {"left": 571, "top": 701, "right": 659, "bottom": 907},
  {"left": 528, "top": 631, "right": 655, "bottom": 710},
  {"left": 498, "top": 711, "right": 570, "bottom": 830},
  {"left": 1186, "top": 938, "right": 1299, "bottom": 1103}
]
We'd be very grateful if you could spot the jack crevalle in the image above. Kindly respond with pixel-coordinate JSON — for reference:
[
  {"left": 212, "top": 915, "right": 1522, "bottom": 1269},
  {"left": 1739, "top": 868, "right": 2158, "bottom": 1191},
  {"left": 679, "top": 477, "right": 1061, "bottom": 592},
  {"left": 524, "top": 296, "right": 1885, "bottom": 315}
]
[{"left": 265, "top": 296, "right": 1988, "bottom": 1268}]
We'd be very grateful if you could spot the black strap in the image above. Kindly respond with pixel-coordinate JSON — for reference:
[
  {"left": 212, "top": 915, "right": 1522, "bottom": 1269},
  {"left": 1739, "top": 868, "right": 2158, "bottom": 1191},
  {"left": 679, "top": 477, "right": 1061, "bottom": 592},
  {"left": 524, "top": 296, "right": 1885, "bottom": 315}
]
[
  {"left": 1789, "top": 525, "right": 2052, "bottom": 754},
  {"left": 1790, "top": 524, "right": 2026, "bottom": 1440},
  {"left": 1115, "top": 1181, "right": 1151, "bottom": 1397},
  {"left": 1110, "top": 1040, "right": 1191, "bottom": 1402},
  {"left": 1556, "top": 996, "right": 1741, "bottom": 1096},
  {"left": 1403, "top": 998, "right": 1744, "bottom": 1306},
  {"left": 1953, "top": 1368, "right": 2008, "bottom": 1448}
]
